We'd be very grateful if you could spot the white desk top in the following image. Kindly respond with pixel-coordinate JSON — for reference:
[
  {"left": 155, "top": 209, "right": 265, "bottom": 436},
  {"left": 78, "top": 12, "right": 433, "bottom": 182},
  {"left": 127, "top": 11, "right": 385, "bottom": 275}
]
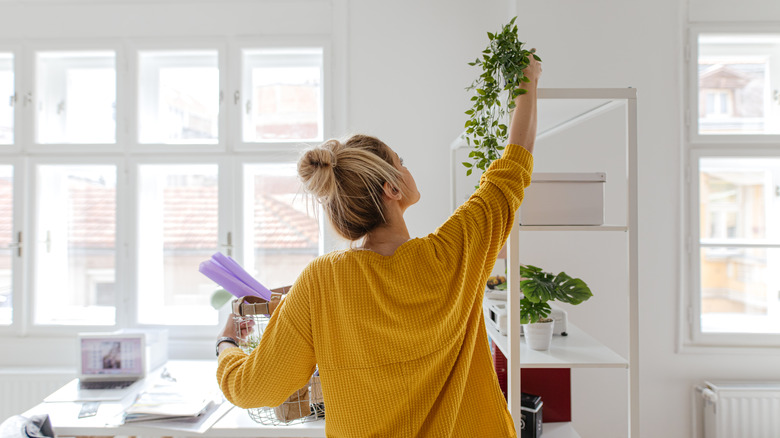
[{"left": 24, "top": 360, "right": 326, "bottom": 438}]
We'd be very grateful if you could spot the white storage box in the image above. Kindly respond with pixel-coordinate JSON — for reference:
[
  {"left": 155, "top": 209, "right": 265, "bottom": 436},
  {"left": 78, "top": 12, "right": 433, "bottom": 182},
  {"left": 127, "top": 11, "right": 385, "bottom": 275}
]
[{"left": 520, "top": 172, "right": 606, "bottom": 225}]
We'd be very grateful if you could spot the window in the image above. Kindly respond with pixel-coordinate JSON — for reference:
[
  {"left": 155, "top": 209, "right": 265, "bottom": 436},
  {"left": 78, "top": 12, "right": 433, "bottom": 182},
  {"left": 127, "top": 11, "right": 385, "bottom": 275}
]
[
  {"left": 241, "top": 48, "right": 323, "bottom": 143},
  {"left": 0, "top": 39, "right": 330, "bottom": 340},
  {"left": 698, "top": 158, "right": 780, "bottom": 335},
  {"left": 136, "top": 163, "right": 219, "bottom": 326},
  {"left": 0, "top": 52, "right": 13, "bottom": 145},
  {"left": 138, "top": 51, "right": 220, "bottom": 144},
  {"left": 242, "top": 163, "right": 320, "bottom": 288},
  {"left": 35, "top": 51, "right": 117, "bottom": 144},
  {"left": 33, "top": 164, "right": 117, "bottom": 325},
  {"left": 696, "top": 34, "right": 780, "bottom": 136},
  {"left": 687, "top": 30, "right": 780, "bottom": 346},
  {"left": 0, "top": 165, "right": 13, "bottom": 325}
]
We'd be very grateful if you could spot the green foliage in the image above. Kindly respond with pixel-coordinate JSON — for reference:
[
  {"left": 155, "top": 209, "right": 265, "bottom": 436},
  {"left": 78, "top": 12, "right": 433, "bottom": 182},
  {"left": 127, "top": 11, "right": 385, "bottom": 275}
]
[
  {"left": 463, "top": 16, "right": 541, "bottom": 176},
  {"left": 519, "top": 264, "right": 593, "bottom": 323},
  {"left": 210, "top": 288, "right": 233, "bottom": 310},
  {"left": 520, "top": 296, "right": 552, "bottom": 325}
]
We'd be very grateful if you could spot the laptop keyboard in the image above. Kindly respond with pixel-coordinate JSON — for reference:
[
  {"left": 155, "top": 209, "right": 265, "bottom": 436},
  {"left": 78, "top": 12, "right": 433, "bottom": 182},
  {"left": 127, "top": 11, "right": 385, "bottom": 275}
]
[{"left": 80, "top": 380, "right": 135, "bottom": 390}]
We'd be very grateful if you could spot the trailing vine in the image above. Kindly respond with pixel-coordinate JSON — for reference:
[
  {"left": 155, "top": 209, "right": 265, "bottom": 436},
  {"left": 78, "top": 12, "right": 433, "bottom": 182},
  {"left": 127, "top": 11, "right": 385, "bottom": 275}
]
[{"left": 463, "top": 17, "right": 541, "bottom": 176}]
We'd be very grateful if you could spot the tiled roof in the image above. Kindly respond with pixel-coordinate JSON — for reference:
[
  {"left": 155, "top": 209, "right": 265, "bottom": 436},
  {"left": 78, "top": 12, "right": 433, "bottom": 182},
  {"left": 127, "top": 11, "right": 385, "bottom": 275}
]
[{"left": 0, "top": 177, "right": 318, "bottom": 251}]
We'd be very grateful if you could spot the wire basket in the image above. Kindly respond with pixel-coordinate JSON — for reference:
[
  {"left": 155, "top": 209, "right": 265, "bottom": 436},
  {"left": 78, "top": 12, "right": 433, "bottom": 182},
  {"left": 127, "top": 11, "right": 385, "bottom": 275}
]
[{"left": 232, "top": 295, "right": 325, "bottom": 425}]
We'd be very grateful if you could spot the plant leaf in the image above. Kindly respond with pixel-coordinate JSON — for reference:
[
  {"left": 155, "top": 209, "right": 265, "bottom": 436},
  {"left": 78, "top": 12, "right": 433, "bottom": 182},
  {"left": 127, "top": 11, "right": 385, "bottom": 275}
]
[
  {"left": 210, "top": 288, "right": 233, "bottom": 310},
  {"left": 519, "top": 264, "right": 593, "bottom": 305}
]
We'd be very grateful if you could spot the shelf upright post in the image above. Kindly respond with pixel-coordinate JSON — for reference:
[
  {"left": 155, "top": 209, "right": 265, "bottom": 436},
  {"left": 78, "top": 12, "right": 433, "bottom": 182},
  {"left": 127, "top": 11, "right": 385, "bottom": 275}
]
[
  {"left": 506, "top": 210, "right": 523, "bottom": 436},
  {"left": 626, "top": 91, "right": 640, "bottom": 438}
]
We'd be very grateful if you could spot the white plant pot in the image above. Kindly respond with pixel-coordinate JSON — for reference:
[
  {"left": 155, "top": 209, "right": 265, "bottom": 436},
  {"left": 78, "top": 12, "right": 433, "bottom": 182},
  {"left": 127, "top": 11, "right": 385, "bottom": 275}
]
[{"left": 522, "top": 320, "right": 555, "bottom": 351}]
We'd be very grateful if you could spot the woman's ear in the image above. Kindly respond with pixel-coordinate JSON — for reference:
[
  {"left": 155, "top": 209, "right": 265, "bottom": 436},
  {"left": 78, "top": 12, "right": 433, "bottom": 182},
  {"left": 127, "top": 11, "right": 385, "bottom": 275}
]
[{"left": 382, "top": 181, "right": 402, "bottom": 201}]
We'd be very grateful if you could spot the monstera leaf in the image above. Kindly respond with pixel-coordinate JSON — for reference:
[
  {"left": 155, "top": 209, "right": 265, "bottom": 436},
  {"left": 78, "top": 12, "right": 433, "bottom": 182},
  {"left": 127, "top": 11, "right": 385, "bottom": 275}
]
[
  {"left": 520, "top": 296, "right": 552, "bottom": 324},
  {"left": 519, "top": 264, "right": 593, "bottom": 305}
]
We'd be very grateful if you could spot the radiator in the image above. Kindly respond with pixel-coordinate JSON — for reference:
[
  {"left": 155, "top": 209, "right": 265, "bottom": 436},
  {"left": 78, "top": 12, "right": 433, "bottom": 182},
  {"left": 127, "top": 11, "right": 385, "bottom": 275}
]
[
  {"left": 0, "top": 370, "right": 73, "bottom": 422},
  {"left": 699, "top": 381, "right": 780, "bottom": 438}
]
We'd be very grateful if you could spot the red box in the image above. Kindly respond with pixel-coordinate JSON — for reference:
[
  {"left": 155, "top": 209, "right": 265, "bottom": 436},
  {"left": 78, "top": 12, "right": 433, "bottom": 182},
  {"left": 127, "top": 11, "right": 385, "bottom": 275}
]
[{"left": 490, "top": 344, "right": 571, "bottom": 423}]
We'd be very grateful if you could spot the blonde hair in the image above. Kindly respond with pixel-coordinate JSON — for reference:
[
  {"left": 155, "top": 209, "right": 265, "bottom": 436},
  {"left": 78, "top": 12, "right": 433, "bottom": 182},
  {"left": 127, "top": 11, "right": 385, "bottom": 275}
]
[{"left": 298, "top": 135, "right": 401, "bottom": 241}]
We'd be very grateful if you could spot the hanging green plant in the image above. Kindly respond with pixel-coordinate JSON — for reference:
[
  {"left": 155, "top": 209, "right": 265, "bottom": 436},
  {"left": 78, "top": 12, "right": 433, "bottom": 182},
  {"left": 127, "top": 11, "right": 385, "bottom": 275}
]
[{"left": 463, "top": 17, "right": 541, "bottom": 176}]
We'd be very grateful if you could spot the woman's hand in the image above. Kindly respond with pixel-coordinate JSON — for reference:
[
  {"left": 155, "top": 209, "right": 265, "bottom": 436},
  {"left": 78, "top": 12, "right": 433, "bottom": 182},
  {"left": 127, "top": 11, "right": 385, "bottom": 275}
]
[
  {"left": 220, "top": 313, "right": 255, "bottom": 339},
  {"left": 521, "top": 53, "right": 542, "bottom": 87},
  {"left": 508, "top": 54, "right": 541, "bottom": 153}
]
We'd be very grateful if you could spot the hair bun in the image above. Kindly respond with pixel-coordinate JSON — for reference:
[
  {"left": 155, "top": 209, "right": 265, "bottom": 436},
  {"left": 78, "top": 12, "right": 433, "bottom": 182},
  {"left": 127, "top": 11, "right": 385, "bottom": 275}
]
[{"left": 298, "top": 139, "right": 342, "bottom": 201}]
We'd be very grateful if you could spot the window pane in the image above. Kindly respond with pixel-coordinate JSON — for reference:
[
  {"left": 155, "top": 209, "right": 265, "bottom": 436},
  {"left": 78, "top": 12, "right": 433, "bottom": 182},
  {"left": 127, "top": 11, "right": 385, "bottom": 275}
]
[
  {"left": 699, "top": 157, "right": 780, "bottom": 241},
  {"left": 701, "top": 247, "right": 780, "bottom": 334},
  {"left": 34, "top": 165, "right": 116, "bottom": 325},
  {"left": 699, "top": 157, "right": 780, "bottom": 334},
  {"left": 138, "top": 51, "right": 219, "bottom": 144},
  {"left": 0, "top": 166, "right": 12, "bottom": 325},
  {"left": 243, "top": 164, "right": 319, "bottom": 288},
  {"left": 242, "top": 49, "right": 323, "bottom": 142},
  {"left": 698, "top": 34, "right": 780, "bottom": 135},
  {"left": 36, "top": 51, "right": 116, "bottom": 144},
  {"left": 0, "top": 53, "right": 13, "bottom": 144},
  {"left": 137, "top": 164, "right": 218, "bottom": 325}
]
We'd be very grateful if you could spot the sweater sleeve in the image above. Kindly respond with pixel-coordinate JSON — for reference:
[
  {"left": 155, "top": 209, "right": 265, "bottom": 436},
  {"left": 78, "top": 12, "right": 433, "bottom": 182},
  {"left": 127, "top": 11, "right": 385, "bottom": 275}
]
[
  {"left": 430, "top": 144, "right": 533, "bottom": 270},
  {"left": 216, "top": 270, "right": 317, "bottom": 409}
]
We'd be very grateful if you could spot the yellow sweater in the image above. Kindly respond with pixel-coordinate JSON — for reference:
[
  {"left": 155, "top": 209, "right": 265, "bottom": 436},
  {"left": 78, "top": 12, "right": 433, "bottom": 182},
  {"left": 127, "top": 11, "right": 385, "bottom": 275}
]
[{"left": 217, "top": 144, "right": 533, "bottom": 437}]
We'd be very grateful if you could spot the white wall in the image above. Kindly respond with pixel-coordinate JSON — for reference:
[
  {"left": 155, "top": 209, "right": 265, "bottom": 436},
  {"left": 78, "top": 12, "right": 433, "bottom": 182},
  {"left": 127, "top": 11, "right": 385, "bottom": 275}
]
[{"left": 2, "top": 0, "right": 780, "bottom": 436}]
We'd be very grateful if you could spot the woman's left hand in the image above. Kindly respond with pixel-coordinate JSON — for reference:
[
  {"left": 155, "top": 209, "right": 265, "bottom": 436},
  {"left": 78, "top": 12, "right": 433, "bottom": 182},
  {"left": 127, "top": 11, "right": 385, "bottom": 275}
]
[{"left": 219, "top": 313, "right": 255, "bottom": 340}]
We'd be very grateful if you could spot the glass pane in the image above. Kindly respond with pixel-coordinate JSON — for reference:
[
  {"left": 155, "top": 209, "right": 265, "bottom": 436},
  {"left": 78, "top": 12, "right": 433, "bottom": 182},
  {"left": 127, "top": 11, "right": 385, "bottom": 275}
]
[
  {"left": 0, "top": 53, "right": 13, "bottom": 144},
  {"left": 699, "top": 157, "right": 780, "bottom": 241},
  {"left": 243, "top": 164, "right": 319, "bottom": 288},
  {"left": 700, "top": 247, "right": 780, "bottom": 334},
  {"left": 36, "top": 51, "right": 116, "bottom": 144},
  {"left": 138, "top": 50, "right": 219, "bottom": 144},
  {"left": 698, "top": 34, "right": 780, "bottom": 135},
  {"left": 0, "top": 166, "right": 12, "bottom": 325},
  {"left": 34, "top": 165, "right": 116, "bottom": 325},
  {"left": 137, "top": 164, "right": 218, "bottom": 325},
  {"left": 242, "top": 48, "right": 323, "bottom": 142}
]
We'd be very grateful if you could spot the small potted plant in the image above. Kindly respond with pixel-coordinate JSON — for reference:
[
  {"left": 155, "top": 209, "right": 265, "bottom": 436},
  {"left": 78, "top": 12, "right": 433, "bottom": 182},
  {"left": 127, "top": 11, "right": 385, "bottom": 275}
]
[{"left": 519, "top": 265, "right": 593, "bottom": 351}]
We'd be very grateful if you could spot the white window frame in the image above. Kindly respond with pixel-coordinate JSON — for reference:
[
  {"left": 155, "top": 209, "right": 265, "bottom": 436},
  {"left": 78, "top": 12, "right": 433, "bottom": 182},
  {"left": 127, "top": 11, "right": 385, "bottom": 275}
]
[
  {"left": 687, "top": 25, "right": 780, "bottom": 144},
  {"left": 0, "top": 36, "right": 341, "bottom": 363},
  {"left": 0, "top": 157, "right": 24, "bottom": 335},
  {"left": 0, "top": 43, "right": 21, "bottom": 153},
  {"left": 27, "top": 40, "right": 125, "bottom": 154},
  {"left": 683, "top": 24, "right": 780, "bottom": 349},
  {"left": 229, "top": 37, "right": 331, "bottom": 152},
  {"left": 127, "top": 154, "right": 234, "bottom": 338},
  {"left": 25, "top": 155, "right": 124, "bottom": 335},
  {"left": 128, "top": 39, "right": 228, "bottom": 154}
]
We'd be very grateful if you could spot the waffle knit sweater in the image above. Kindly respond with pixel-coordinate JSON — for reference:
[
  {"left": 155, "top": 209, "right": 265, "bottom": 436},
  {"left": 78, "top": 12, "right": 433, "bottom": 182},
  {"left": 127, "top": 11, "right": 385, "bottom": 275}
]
[{"left": 217, "top": 144, "right": 533, "bottom": 437}]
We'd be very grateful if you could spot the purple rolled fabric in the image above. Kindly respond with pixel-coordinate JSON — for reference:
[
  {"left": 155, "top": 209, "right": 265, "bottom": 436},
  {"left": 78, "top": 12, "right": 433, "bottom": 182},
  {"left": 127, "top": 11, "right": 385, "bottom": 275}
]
[
  {"left": 199, "top": 259, "right": 263, "bottom": 299},
  {"left": 210, "top": 252, "right": 273, "bottom": 301}
]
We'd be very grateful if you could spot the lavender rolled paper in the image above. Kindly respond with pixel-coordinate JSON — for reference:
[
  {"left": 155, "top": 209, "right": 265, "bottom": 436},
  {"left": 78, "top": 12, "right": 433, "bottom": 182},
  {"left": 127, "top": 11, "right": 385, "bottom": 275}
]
[
  {"left": 199, "top": 259, "right": 263, "bottom": 299},
  {"left": 210, "top": 252, "right": 273, "bottom": 301}
]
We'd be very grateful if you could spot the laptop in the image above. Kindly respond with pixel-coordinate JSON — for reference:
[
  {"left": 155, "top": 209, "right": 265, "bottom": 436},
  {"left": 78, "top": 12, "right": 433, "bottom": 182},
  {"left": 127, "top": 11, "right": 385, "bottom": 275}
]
[{"left": 45, "top": 332, "right": 147, "bottom": 402}]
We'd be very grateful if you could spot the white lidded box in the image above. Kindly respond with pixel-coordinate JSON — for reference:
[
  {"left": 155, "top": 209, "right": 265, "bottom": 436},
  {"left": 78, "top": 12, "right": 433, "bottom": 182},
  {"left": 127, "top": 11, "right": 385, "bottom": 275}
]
[{"left": 520, "top": 172, "right": 606, "bottom": 225}]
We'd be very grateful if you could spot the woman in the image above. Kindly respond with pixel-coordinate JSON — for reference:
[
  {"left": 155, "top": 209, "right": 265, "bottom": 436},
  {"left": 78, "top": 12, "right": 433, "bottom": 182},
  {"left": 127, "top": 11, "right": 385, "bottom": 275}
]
[{"left": 216, "top": 58, "right": 541, "bottom": 437}]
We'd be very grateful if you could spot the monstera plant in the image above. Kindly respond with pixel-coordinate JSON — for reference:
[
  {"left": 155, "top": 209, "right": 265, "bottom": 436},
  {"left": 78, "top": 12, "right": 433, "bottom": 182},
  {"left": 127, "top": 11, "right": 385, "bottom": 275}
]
[
  {"left": 463, "top": 16, "right": 541, "bottom": 176},
  {"left": 518, "top": 265, "right": 593, "bottom": 351}
]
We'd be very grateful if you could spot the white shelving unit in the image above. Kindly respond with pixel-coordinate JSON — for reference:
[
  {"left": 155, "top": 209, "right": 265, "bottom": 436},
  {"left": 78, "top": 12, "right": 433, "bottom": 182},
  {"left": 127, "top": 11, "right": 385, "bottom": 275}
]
[{"left": 452, "top": 88, "right": 638, "bottom": 437}]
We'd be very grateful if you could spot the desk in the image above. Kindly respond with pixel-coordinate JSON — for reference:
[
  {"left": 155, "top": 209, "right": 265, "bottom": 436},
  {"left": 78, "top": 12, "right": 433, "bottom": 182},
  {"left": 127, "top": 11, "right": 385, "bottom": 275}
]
[{"left": 23, "top": 360, "right": 326, "bottom": 438}]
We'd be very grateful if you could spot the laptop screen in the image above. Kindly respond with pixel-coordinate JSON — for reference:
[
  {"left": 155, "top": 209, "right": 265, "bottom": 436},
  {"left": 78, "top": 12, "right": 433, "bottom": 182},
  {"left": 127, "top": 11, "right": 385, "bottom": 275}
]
[{"left": 80, "top": 336, "right": 144, "bottom": 376}]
